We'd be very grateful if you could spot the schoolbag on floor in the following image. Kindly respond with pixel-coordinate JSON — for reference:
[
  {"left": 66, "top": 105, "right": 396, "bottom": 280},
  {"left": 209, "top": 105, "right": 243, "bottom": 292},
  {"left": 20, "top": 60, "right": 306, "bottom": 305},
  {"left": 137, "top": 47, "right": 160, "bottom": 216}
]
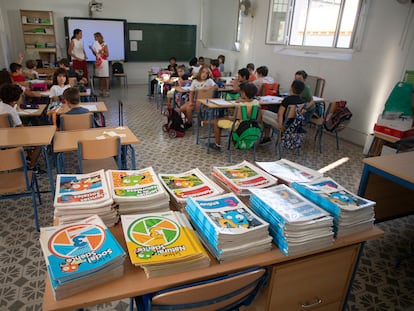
[
  {"left": 232, "top": 105, "right": 261, "bottom": 150},
  {"left": 281, "top": 105, "right": 305, "bottom": 150},
  {"left": 324, "top": 101, "right": 352, "bottom": 132}
]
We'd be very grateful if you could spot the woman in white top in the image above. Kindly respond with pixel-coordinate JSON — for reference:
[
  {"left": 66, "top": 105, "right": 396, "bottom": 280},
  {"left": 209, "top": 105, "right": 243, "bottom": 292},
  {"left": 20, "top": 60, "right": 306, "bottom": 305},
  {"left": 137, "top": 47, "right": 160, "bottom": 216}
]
[
  {"left": 68, "top": 29, "right": 88, "bottom": 81},
  {"left": 89, "top": 32, "right": 109, "bottom": 97},
  {"left": 49, "top": 68, "right": 70, "bottom": 100}
]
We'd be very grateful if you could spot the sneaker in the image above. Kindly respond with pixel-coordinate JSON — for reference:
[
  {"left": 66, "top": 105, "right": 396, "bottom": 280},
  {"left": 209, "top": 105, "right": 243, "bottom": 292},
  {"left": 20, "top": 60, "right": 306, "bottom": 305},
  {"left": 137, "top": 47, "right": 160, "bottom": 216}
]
[
  {"left": 206, "top": 142, "right": 221, "bottom": 151},
  {"left": 259, "top": 137, "right": 272, "bottom": 145}
]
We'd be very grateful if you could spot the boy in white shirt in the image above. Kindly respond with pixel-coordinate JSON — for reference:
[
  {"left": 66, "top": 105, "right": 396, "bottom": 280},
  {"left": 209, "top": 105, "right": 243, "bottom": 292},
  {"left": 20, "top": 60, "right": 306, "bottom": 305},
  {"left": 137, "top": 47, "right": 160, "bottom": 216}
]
[{"left": 0, "top": 83, "right": 23, "bottom": 127}]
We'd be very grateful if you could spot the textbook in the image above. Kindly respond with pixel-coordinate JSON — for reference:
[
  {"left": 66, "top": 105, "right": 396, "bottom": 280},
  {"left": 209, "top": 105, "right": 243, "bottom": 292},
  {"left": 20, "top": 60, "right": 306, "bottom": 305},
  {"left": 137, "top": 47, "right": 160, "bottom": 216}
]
[
  {"left": 291, "top": 177, "right": 375, "bottom": 236},
  {"left": 159, "top": 168, "right": 224, "bottom": 210},
  {"left": 249, "top": 185, "right": 334, "bottom": 256},
  {"left": 186, "top": 193, "right": 272, "bottom": 262},
  {"left": 39, "top": 215, "right": 126, "bottom": 300},
  {"left": 256, "top": 159, "right": 323, "bottom": 186},
  {"left": 106, "top": 168, "right": 170, "bottom": 214},
  {"left": 212, "top": 160, "right": 277, "bottom": 196},
  {"left": 53, "top": 170, "right": 117, "bottom": 226},
  {"left": 121, "top": 211, "right": 210, "bottom": 278}
]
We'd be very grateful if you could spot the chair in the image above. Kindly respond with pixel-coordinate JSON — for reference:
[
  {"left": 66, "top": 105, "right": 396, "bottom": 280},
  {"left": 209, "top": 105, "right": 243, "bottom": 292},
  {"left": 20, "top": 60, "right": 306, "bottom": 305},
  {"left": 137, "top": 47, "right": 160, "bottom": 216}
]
[
  {"left": 193, "top": 87, "right": 216, "bottom": 132},
  {"left": 77, "top": 136, "right": 122, "bottom": 173},
  {"left": 260, "top": 82, "right": 279, "bottom": 96},
  {"left": 132, "top": 267, "right": 269, "bottom": 311},
  {"left": 306, "top": 75, "right": 326, "bottom": 98},
  {"left": 0, "top": 113, "right": 12, "bottom": 128},
  {"left": 60, "top": 113, "right": 93, "bottom": 131},
  {"left": 112, "top": 61, "right": 128, "bottom": 88},
  {"left": 0, "top": 147, "right": 42, "bottom": 231}
]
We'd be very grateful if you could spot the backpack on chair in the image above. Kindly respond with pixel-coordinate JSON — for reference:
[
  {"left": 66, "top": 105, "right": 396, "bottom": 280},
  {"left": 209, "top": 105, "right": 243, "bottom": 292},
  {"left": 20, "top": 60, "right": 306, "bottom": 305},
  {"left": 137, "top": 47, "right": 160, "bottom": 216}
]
[
  {"left": 281, "top": 105, "right": 305, "bottom": 150},
  {"left": 232, "top": 105, "right": 261, "bottom": 150},
  {"left": 324, "top": 101, "right": 352, "bottom": 132}
]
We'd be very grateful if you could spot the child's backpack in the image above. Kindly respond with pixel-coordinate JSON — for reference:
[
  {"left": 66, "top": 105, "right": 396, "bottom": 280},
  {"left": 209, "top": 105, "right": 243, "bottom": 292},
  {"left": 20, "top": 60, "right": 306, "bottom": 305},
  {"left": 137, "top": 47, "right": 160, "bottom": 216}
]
[
  {"left": 324, "top": 101, "right": 352, "bottom": 132},
  {"left": 232, "top": 105, "right": 261, "bottom": 150},
  {"left": 112, "top": 62, "right": 124, "bottom": 74},
  {"left": 281, "top": 105, "right": 305, "bottom": 150}
]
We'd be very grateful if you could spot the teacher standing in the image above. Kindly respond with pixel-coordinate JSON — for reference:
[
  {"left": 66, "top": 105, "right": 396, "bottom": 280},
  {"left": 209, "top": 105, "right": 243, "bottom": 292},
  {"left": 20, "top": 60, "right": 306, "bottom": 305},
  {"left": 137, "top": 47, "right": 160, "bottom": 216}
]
[
  {"left": 89, "top": 32, "right": 109, "bottom": 97},
  {"left": 68, "top": 29, "right": 88, "bottom": 82}
]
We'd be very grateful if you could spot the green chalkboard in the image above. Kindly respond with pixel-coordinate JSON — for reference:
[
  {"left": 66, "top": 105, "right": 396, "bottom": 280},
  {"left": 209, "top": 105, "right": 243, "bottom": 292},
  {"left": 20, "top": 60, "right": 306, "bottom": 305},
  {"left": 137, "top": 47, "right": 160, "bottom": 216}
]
[{"left": 127, "top": 23, "right": 196, "bottom": 62}]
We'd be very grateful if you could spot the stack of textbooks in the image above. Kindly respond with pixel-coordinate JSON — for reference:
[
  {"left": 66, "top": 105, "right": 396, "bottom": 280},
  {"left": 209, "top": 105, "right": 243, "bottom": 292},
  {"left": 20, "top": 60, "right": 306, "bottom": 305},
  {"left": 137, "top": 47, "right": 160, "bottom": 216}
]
[
  {"left": 292, "top": 177, "right": 375, "bottom": 237},
  {"left": 186, "top": 193, "right": 273, "bottom": 262},
  {"left": 121, "top": 211, "right": 210, "bottom": 278},
  {"left": 39, "top": 215, "right": 126, "bottom": 300},
  {"left": 249, "top": 185, "right": 334, "bottom": 256},
  {"left": 159, "top": 168, "right": 224, "bottom": 210},
  {"left": 106, "top": 168, "right": 170, "bottom": 214},
  {"left": 256, "top": 159, "right": 323, "bottom": 186},
  {"left": 212, "top": 160, "right": 278, "bottom": 196},
  {"left": 54, "top": 170, "right": 118, "bottom": 227}
]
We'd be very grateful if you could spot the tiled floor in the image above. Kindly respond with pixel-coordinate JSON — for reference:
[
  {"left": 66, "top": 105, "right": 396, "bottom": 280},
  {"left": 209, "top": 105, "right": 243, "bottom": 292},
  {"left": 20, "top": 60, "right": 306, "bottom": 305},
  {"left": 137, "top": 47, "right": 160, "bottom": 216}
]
[{"left": 0, "top": 85, "right": 413, "bottom": 311}]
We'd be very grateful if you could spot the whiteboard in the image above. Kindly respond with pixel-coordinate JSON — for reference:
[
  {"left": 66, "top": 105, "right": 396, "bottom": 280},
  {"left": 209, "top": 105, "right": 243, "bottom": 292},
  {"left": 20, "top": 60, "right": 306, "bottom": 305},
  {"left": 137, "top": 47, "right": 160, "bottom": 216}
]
[{"left": 65, "top": 17, "right": 127, "bottom": 61}]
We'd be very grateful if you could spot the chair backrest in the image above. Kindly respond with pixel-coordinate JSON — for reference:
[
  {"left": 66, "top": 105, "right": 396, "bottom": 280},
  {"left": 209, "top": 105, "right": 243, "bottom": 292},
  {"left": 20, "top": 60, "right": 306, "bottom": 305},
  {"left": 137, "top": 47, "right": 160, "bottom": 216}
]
[
  {"left": 142, "top": 267, "right": 269, "bottom": 311},
  {"left": 78, "top": 136, "right": 121, "bottom": 160},
  {"left": 0, "top": 147, "right": 30, "bottom": 189},
  {"left": 68, "top": 77, "right": 77, "bottom": 87},
  {"left": 307, "top": 75, "right": 326, "bottom": 98},
  {"left": 0, "top": 113, "right": 12, "bottom": 128},
  {"left": 112, "top": 62, "right": 124, "bottom": 74},
  {"left": 195, "top": 88, "right": 215, "bottom": 100},
  {"left": 261, "top": 82, "right": 279, "bottom": 96},
  {"left": 60, "top": 112, "right": 93, "bottom": 131}
]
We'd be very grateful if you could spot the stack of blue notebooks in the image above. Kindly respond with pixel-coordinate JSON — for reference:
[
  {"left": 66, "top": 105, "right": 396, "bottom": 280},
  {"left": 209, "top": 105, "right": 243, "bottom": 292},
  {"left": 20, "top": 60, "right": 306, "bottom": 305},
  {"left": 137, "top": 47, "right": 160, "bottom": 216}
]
[
  {"left": 186, "top": 193, "right": 272, "bottom": 262},
  {"left": 292, "top": 177, "right": 375, "bottom": 237},
  {"left": 249, "top": 185, "right": 334, "bottom": 256}
]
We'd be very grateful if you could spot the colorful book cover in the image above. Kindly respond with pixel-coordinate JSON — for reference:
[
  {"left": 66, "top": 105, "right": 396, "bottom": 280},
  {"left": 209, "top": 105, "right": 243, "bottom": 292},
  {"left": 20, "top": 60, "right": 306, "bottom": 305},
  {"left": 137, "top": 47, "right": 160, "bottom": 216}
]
[
  {"left": 54, "top": 170, "right": 112, "bottom": 207},
  {"left": 39, "top": 215, "right": 125, "bottom": 284},
  {"left": 256, "top": 159, "right": 323, "bottom": 185},
  {"left": 213, "top": 160, "right": 277, "bottom": 192},
  {"left": 121, "top": 211, "right": 208, "bottom": 266},
  {"left": 107, "top": 168, "right": 168, "bottom": 201},
  {"left": 159, "top": 168, "right": 224, "bottom": 202}
]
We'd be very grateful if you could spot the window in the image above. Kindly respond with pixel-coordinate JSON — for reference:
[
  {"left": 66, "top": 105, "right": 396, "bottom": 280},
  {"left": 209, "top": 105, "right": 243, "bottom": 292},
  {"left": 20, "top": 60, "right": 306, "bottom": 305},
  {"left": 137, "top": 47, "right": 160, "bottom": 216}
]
[{"left": 266, "top": 0, "right": 366, "bottom": 49}]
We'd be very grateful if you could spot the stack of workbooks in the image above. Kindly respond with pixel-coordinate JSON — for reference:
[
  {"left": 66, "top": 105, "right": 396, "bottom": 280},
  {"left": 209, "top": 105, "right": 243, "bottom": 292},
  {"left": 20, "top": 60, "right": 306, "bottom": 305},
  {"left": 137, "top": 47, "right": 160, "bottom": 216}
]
[
  {"left": 291, "top": 177, "right": 376, "bottom": 237},
  {"left": 54, "top": 170, "right": 118, "bottom": 227},
  {"left": 39, "top": 215, "right": 126, "bottom": 300},
  {"left": 159, "top": 168, "right": 224, "bottom": 210},
  {"left": 186, "top": 193, "right": 273, "bottom": 262},
  {"left": 212, "top": 160, "right": 278, "bottom": 197},
  {"left": 249, "top": 185, "right": 334, "bottom": 256},
  {"left": 106, "top": 167, "right": 170, "bottom": 214},
  {"left": 121, "top": 211, "right": 210, "bottom": 278},
  {"left": 256, "top": 159, "right": 323, "bottom": 186}
]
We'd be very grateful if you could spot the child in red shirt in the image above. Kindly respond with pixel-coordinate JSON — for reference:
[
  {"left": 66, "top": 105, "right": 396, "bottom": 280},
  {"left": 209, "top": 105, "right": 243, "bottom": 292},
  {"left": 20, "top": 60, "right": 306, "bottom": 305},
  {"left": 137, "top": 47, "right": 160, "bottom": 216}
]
[
  {"left": 10, "top": 63, "right": 25, "bottom": 82},
  {"left": 210, "top": 59, "right": 221, "bottom": 81}
]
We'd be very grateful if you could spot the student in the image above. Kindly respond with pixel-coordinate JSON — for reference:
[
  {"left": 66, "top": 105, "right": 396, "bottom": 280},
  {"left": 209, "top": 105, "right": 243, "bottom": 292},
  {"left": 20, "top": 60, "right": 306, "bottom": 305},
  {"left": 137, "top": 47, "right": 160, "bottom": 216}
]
[
  {"left": 260, "top": 79, "right": 305, "bottom": 145},
  {"left": 198, "top": 56, "right": 205, "bottom": 67},
  {"left": 231, "top": 68, "right": 250, "bottom": 94},
  {"left": 247, "top": 63, "right": 257, "bottom": 82},
  {"left": 178, "top": 66, "right": 216, "bottom": 129},
  {"left": 167, "top": 65, "right": 190, "bottom": 107},
  {"left": 1, "top": 68, "right": 37, "bottom": 100},
  {"left": 167, "top": 57, "right": 178, "bottom": 77},
  {"left": 68, "top": 28, "right": 88, "bottom": 80},
  {"left": 210, "top": 59, "right": 221, "bottom": 81},
  {"left": 49, "top": 68, "right": 70, "bottom": 101},
  {"left": 253, "top": 66, "right": 274, "bottom": 92},
  {"left": 189, "top": 57, "right": 201, "bottom": 76},
  {"left": 218, "top": 55, "right": 225, "bottom": 73},
  {"left": 23, "top": 60, "right": 39, "bottom": 80},
  {"left": 209, "top": 83, "right": 259, "bottom": 151},
  {"left": 59, "top": 58, "right": 88, "bottom": 85},
  {"left": 63, "top": 87, "right": 89, "bottom": 114},
  {"left": 295, "top": 70, "right": 315, "bottom": 122},
  {"left": 10, "top": 62, "right": 25, "bottom": 83},
  {"left": 89, "top": 32, "right": 109, "bottom": 97}
]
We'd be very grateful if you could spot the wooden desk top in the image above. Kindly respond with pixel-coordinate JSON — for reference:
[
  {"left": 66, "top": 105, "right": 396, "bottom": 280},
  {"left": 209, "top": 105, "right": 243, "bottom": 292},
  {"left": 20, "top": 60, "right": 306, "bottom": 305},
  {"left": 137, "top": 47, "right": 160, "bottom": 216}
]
[
  {"left": 0, "top": 125, "right": 56, "bottom": 147},
  {"left": 54, "top": 102, "right": 107, "bottom": 115},
  {"left": 362, "top": 151, "right": 414, "bottom": 184},
  {"left": 53, "top": 126, "right": 139, "bottom": 153},
  {"left": 18, "top": 104, "right": 47, "bottom": 117},
  {"left": 42, "top": 225, "right": 383, "bottom": 311}
]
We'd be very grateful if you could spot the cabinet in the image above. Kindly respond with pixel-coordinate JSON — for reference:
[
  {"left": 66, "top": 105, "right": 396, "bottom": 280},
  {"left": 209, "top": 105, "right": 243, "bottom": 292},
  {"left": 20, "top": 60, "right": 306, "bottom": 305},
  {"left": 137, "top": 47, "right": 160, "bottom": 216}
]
[
  {"left": 265, "top": 245, "right": 359, "bottom": 310},
  {"left": 20, "top": 10, "right": 56, "bottom": 65}
]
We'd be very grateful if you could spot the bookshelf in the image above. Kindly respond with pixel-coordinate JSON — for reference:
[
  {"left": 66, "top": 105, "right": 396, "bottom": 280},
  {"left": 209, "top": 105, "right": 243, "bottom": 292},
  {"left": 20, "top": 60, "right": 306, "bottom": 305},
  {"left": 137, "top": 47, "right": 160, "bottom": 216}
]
[{"left": 20, "top": 10, "right": 56, "bottom": 65}]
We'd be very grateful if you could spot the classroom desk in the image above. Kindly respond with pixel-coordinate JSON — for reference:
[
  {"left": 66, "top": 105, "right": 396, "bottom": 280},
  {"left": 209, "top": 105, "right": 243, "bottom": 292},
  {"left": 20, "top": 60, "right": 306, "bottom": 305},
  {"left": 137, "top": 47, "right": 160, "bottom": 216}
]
[
  {"left": 18, "top": 104, "right": 48, "bottom": 117},
  {"left": 367, "top": 130, "right": 414, "bottom": 157},
  {"left": 42, "top": 225, "right": 383, "bottom": 311},
  {"left": 53, "top": 101, "right": 107, "bottom": 115},
  {"left": 358, "top": 151, "right": 414, "bottom": 222},
  {"left": 0, "top": 125, "right": 56, "bottom": 193},
  {"left": 53, "top": 126, "right": 139, "bottom": 173}
]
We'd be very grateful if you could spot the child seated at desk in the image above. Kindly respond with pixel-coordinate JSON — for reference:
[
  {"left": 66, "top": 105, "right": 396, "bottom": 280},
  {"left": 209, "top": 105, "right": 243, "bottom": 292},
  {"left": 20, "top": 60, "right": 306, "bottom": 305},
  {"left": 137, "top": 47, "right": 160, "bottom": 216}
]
[
  {"left": 59, "top": 58, "right": 88, "bottom": 85},
  {"left": 208, "top": 83, "right": 259, "bottom": 151},
  {"left": 167, "top": 65, "right": 190, "bottom": 107},
  {"left": 23, "top": 59, "right": 39, "bottom": 80},
  {"left": 10, "top": 62, "right": 25, "bottom": 83},
  {"left": 63, "top": 87, "right": 89, "bottom": 115},
  {"left": 50, "top": 68, "right": 70, "bottom": 101},
  {"left": 253, "top": 66, "right": 274, "bottom": 93},
  {"left": 247, "top": 63, "right": 257, "bottom": 82},
  {"left": 210, "top": 59, "right": 221, "bottom": 82}
]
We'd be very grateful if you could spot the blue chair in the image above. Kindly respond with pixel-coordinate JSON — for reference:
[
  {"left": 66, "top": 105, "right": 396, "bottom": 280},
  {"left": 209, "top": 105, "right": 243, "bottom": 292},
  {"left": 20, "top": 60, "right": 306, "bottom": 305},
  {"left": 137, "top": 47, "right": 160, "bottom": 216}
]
[
  {"left": 0, "top": 147, "right": 42, "bottom": 231},
  {"left": 132, "top": 267, "right": 269, "bottom": 311}
]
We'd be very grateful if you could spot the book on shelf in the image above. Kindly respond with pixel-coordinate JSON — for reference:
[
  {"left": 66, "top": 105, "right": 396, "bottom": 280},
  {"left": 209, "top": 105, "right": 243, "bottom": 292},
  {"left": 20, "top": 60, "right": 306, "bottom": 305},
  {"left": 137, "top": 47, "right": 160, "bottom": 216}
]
[
  {"left": 159, "top": 168, "right": 224, "bottom": 209},
  {"left": 39, "top": 215, "right": 126, "bottom": 300},
  {"left": 186, "top": 193, "right": 272, "bottom": 262},
  {"left": 291, "top": 177, "right": 375, "bottom": 236},
  {"left": 256, "top": 159, "right": 323, "bottom": 186},
  {"left": 249, "top": 185, "right": 334, "bottom": 256},
  {"left": 121, "top": 211, "right": 210, "bottom": 278},
  {"left": 212, "top": 160, "right": 277, "bottom": 196}
]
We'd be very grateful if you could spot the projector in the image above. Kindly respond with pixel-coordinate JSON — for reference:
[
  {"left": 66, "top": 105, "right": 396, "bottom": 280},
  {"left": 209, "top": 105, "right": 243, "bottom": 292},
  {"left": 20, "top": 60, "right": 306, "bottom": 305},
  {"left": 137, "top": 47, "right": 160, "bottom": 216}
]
[{"left": 89, "top": 1, "right": 103, "bottom": 16}]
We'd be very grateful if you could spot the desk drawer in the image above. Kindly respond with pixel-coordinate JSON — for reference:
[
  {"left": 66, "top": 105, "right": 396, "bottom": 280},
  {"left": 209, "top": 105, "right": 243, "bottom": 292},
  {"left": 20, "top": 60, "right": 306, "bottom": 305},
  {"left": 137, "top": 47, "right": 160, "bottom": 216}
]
[{"left": 268, "top": 245, "right": 359, "bottom": 310}]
